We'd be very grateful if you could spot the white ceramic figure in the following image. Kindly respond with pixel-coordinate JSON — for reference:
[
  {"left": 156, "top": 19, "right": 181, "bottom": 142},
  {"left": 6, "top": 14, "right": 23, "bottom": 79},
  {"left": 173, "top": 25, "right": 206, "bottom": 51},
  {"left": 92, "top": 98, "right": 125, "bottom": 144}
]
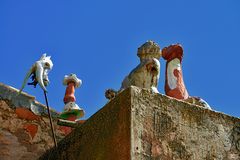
[
  {"left": 19, "top": 53, "right": 53, "bottom": 93},
  {"left": 105, "top": 40, "right": 161, "bottom": 100}
]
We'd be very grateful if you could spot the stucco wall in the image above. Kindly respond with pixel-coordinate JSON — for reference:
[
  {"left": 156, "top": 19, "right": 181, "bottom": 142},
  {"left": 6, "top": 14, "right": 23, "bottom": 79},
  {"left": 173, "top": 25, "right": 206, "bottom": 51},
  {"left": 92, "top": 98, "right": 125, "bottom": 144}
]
[
  {"left": 1, "top": 82, "right": 240, "bottom": 160},
  {"left": 131, "top": 87, "right": 240, "bottom": 159},
  {"left": 40, "top": 86, "right": 240, "bottom": 160},
  {"left": 0, "top": 83, "right": 67, "bottom": 160}
]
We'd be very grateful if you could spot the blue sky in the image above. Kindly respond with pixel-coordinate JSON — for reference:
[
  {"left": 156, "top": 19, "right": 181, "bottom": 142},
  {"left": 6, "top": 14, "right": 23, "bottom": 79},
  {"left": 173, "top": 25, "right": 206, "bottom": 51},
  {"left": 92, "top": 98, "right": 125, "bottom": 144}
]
[{"left": 0, "top": 0, "right": 239, "bottom": 118}]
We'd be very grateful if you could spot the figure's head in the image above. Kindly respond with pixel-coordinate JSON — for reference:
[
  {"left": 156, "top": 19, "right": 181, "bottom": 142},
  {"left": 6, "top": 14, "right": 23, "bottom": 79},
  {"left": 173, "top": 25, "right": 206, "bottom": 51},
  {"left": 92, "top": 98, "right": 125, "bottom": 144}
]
[
  {"left": 38, "top": 54, "right": 53, "bottom": 87},
  {"left": 39, "top": 53, "right": 53, "bottom": 70},
  {"left": 137, "top": 40, "right": 161, "bottom": 61},
  {"left": 162, "top": 44, "right": 183, "bottom": 62}
]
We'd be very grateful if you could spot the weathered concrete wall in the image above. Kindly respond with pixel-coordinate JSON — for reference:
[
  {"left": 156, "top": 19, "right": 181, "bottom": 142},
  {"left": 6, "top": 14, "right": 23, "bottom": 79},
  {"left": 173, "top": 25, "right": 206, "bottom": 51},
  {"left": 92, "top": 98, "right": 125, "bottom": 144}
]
[
  {"left": 40, "top": 86, "right": 132, "bottom": 160},
  {"left": 0, "top": 83, "right": 67, "bottom": 160},
  {"left": 40, "top": 86, "right": 240, "bottom": 160},
  {"left": 131, "top": 87, "right": 240, "bottom": 160}
]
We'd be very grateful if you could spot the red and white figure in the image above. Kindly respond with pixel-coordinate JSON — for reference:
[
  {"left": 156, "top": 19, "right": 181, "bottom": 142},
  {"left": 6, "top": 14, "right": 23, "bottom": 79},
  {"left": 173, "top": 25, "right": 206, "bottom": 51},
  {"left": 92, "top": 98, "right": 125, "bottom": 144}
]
[
  {"left": 60, "top": 73, "right": 84, "bottom": 120},
  {"left": 162, "top": 44, "right": 211, "bottom": 109},
  {"left": 162, "top": 44, "right": 188, "bottom": 100}
]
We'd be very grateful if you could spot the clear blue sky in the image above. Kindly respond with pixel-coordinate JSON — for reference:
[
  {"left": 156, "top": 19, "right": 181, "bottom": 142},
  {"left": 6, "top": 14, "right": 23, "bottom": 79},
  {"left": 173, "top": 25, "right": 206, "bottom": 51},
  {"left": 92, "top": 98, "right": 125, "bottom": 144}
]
[{"left": 0, "top": 0, "right": 239, "bottom": 118}]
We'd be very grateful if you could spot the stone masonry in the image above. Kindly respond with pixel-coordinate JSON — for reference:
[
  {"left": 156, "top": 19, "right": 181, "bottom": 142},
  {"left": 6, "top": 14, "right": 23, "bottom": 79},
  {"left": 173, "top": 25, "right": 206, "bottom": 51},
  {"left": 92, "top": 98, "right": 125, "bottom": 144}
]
[
  {"left": 40, "top": 86, "right": 240, "bottom": 160},
  {"left": 0, "top": 83, "right": 68, "bottom": 160}
]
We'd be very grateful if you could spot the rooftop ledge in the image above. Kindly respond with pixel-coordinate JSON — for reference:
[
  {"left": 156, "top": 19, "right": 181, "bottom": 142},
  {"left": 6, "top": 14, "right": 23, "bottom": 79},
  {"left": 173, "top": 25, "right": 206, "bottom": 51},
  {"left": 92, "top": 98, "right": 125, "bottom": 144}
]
[
  {"left": 0, "top": 82, "right": 59, "bottom": 117},
  {"left": 40, "top": 86, "right": 240, "bottom": 160}
]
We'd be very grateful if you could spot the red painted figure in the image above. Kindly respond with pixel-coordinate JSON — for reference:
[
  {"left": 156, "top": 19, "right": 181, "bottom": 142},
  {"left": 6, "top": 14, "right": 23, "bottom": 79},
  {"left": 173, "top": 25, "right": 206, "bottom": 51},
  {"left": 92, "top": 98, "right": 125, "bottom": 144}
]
[
  {"left": 162, "top": 44, "right": 189, "bottom": 100},
  {"left": 59, "top": 74, "right": 85, "bottom": 135},
  {"left": 63, "top": 82, "right": 76, "bottom": 104},
  {"left": 162, "top": 44, "right": 211, "bottom": 109}
]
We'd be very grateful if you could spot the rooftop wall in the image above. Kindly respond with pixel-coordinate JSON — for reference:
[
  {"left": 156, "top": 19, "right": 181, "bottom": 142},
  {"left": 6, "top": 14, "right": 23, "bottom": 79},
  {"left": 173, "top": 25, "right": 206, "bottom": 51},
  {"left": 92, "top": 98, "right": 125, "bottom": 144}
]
[
  {"left": 0, "top": 83, "right": 67, "bottom": 160},
  {"left": 40, "top": 86, "right": 240, "bottom": 160}
]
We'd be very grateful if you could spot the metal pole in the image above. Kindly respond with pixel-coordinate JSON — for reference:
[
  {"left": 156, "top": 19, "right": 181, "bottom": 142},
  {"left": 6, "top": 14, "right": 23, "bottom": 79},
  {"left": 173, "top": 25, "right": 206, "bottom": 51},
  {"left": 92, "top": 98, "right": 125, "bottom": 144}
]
[{"left": 44, "top": 91, "right": 58, "bottom": 148}]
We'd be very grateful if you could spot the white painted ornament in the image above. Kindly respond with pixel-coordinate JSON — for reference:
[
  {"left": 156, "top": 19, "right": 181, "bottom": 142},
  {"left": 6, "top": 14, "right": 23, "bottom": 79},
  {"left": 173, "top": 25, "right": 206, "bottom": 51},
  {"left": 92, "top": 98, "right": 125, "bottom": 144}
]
[{"left": 19, "top": 53, "right": 53, "bottom": 93}]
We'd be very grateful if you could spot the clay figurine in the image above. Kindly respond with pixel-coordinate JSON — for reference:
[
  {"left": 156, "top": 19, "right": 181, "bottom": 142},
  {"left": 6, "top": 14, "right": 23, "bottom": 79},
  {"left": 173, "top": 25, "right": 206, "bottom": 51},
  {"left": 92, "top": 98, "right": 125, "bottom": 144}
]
[
  {"left": 19, "top": 53, "right": 53, "bottom": 93},
  {"left": 106, "top": 40, "right": 161, "bottom": 99},
  {"left": 162, "top": 44, "right": 211, "bottom": 109}
]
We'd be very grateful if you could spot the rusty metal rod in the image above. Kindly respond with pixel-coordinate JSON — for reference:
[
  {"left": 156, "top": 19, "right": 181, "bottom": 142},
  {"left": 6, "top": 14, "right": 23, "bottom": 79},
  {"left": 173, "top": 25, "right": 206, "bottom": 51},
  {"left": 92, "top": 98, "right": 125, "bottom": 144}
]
[{"left": 44, "top": 91, "right": 58, "bottom": 148}]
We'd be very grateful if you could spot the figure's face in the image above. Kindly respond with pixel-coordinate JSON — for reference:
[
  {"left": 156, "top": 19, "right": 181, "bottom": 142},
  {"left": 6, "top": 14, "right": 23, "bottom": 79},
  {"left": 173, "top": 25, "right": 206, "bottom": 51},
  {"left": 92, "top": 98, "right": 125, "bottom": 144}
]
[
  {"left": 42, "top": 58, "right": 53, "bottom": 86},
  {"left": 42, "top": 56, "right": 53, "bottom": 70}
]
